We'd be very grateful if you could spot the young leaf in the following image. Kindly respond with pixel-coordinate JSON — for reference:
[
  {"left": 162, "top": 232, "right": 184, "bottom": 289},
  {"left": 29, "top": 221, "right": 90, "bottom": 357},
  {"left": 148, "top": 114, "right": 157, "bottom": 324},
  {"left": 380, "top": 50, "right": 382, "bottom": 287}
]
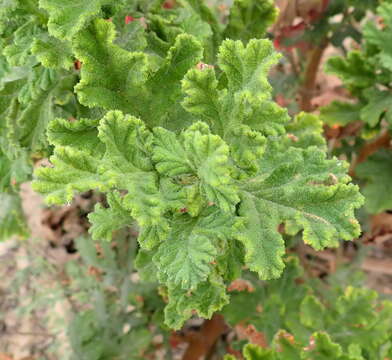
[
  {"left": 284, "top": 112, "right": 326, "bottom": 149},
  {"left": 32, "top": 35, "right": 73, "bottom": 69},
  {"left": 242, "top": 344, "right": 276, "bottom": 360},
  {"left": 88, "top": 191, "right": 133, "bottom": 241},
  {"left": 97, "top": 111, "right": 169, "bottom": 250},
  {"left": 182, "top": 39, "right": 288, "bottom": 140},
  {"left": 74, "top": 19, "right": 203, "bottom": 127},
  {"left": 153, "top": 123, "right": 240, "bottom": 213},
  {"left": 39, "top": 0, "right": 116, "bottom": 40},
  {"left": 47, "top": 117, "right": 102, "bottom": 154},
  {"left": 73, "top": 19, "right": 149, "bottom": 115},
  {"left": 164, "top": 274, "right": 229, "bottom": 330},
  {"left": 224, "top": 0, "right": 278, "bottom": 43},
  {"left": 154, "top": 208, "right": 235, "bottom": 289},
  {"left": 302, "top": 333, "right": 342, "bottom": 360},
  {"left": 32, "top": 146, "right": 106, "bottom": 204}
]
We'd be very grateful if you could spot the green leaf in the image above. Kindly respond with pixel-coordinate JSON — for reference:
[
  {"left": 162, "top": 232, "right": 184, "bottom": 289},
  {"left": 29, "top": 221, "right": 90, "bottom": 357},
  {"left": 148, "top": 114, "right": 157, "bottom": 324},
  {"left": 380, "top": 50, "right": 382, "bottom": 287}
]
[
  {"left": 39, "top": 0, "right": 115, "bottom": 40},
  {"left": 181, "top": 67, "right": 223, "bottom": 134},
  {"left": 123, "top": 174, "right": 170, "bottom": 251},
  {"left": 335, "top": 286, "right": 378, "bottom": 326},
  {"left": 224, "top": 0, "right": 278, "bottom": 43},
  {"left": 97, "top": 111, "right": 169, "bottom": 250},
  {"left": 142, "top": 32, "right": 203, "bottom": 128},
  {"left": 32, "top": 146, "right": 106, "bottom": 204},
  {"left": 114, "top": 19, "right": 147, "bottom": 52},
  {"left": 32, "top": 34, "right": 73, "bottom": 69},
  {"left": 219, "top": 39, "right": 287, "bottom": 137},
  {"left": 229, "top": 124, "right": 266, "bottom": 175},
  {"left": 182, "top": 38, "right": 288, "bottom": 141},
  {"left": 20, "top": 74, "right": 76, "bottom": 152},
  {"left": 218, "top": 38, "right": 279, "bottom": 96},
  {"left": 237, "top": 146, "right": 363, "bottom": 279},
  {"left": 302, "top": 332, "right": 342, "bottom": 360},
  {"left": 74, "top": 19, "right": 203, "bottom": 127},
  {"left": 0, "top": 146, "right": 31, "bottom": 192},
  {"left": 73, "top": 19, "right": 149, "bottom": 115},
  {"left": 243, "top": 344, "right": 276, "bottom": 360},
  {"left": 3, "top": 20, "right": 41, "bottom": 66},
  {"left": 360, "top": 88, "right": 392, "bottom": 127},
  {"left": 164, "top": 273, "right": 229, "bottom": 330},
  {"left": 0, "top": 193, "right": 28, "bottom": 241},
  {"left": 300, "top": 295, "right": 325, "bottom": 329},
  {"left": 236, "top": 190, "right": 286, "bottom": 279},
  {"left": 363, "top": 2, "right": 392, "bottom": 72},
  {"left": 153, "top": 123, "right": 240, "bottom": 213},
  {"left": 320, "top": 101, "right": 362, "bottom": 127},
  {"left": 88, "top": 191, "right": 133, "bottom": 241},
  {"left": 325, "top": 51, "right": 375, "bottom": 89},
  {"left": 97, "top": 110, "right": 153, "bottom": 178},
  {"left": 154, "top": 208, "right": 235, "bottom": 289},
  {"left": 285, "top": 112, "right": 326, "bottom": 149},
  {"left": 10, "top": 67, "right": 77, "bottom": 153},
  {"left": 356, "top": 149, "right": 392, "bottom": 213},
  {"left": 47, "top": 117, "right": 102, "bottom": 154},
  {"left": 222, "top": 257, "right": 305, "bottom": 334}
]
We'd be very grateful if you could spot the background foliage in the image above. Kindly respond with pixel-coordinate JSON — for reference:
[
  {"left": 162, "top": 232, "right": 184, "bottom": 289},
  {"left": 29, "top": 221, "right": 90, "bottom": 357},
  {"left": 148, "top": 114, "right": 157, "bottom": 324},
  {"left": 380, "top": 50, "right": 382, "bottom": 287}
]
[{"left": 0, "top": 0, "right": 391, "bottom": 359}]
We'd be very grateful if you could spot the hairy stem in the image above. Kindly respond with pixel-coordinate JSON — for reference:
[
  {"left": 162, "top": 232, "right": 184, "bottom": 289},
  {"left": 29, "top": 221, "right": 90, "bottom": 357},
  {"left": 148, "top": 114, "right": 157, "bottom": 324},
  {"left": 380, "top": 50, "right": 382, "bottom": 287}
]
[{"left": 299, "top": 39, "right": 328, "bottom": 111}]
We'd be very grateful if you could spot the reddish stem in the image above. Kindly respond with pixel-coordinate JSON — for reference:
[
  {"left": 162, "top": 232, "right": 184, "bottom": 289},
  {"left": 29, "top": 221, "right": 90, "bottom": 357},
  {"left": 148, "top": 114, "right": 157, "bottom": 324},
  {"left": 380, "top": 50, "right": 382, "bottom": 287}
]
[
  {"left": 299, "top": 39, "right": 328, "bottom": 111},
  {"left": 350, "top": 131, "right": 391, "bottom": 177},
  {"left": 181, "top": 314, "right": 228, "bottom": 360}
]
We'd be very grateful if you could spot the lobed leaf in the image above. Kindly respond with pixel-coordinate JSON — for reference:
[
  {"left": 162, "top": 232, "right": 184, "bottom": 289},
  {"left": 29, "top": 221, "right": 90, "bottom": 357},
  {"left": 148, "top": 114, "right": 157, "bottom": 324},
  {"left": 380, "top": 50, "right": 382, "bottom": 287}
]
[
  {"left": 224, "top": 0, "right": 278, "bottom": 43},
  {"left": 154, "top": 208, "right": 235, "bottom": 289},
  {"left": 39, "top": 0, "right": 116, "bottom": 40},
  {"left": 88, "top": 191, "right": 133, "bottom": 241},
  {"left": 74, "top": 19, "right": 203, "bottom": 128},
  {"left": 32, "top": 146, "right": 106, "bottom": 204}
]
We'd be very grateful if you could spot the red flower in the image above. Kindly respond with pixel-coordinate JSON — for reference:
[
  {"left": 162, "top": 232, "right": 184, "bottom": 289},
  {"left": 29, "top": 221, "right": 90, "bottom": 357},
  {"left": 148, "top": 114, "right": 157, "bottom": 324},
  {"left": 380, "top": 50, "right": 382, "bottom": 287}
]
[{"left": 125, "top": 15, "right": 135, "bottom": 24}]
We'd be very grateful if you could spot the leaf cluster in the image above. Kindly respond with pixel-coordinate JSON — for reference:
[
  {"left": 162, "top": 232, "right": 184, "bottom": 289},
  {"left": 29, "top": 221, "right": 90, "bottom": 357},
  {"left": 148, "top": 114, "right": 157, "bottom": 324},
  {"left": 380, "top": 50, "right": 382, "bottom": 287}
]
[
  {"left": 320, "top": 2, "right": 392, "bottom": 214},
  {"left": 32, "top": 5, "right": 363, "bottom": 329},
  {"left": 0, "top": 0, "right": 363, "bottom": 332},
  {"left": 223, "top": 257, "right": 392, "bottom": 360},
  {"left": 0, "top": 0, "right": 277, "bottom": 239}
]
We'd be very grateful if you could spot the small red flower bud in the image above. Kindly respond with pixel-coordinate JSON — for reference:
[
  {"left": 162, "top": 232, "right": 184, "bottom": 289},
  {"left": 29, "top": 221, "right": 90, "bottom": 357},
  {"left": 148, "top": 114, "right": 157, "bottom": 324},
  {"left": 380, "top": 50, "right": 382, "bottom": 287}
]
[
  {"left": 74, "top": 60, "right": 82, "bottom": 70},
  {"left": 163, "top": 0, "right": 174, "bottom": 9},
  {"left": 125, "top": 15, "right": 135, "bottom": 24},
  {"left": 196, "top": 62, "right": 214, "bottom": 70}
]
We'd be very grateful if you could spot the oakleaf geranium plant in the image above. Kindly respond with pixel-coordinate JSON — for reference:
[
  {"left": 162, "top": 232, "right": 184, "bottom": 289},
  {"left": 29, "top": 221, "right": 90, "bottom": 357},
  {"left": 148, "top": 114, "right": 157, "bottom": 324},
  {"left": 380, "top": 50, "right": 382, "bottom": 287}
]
[
  {"left": 32, "top": 15, "right": 363, "bottom": 329},
  {"left": 0, "top": 0, "right": 364, "bottom": 331}
]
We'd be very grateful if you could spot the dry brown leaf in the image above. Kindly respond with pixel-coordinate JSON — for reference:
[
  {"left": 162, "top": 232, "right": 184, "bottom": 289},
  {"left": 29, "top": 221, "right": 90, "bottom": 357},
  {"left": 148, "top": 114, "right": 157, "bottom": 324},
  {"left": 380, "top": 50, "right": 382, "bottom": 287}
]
[
  {"left": 235, "top": 324, "right": 268, "bottom": 348},
  {"left": 228, "top": 279, "right": 255, "bottom": 293}
]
